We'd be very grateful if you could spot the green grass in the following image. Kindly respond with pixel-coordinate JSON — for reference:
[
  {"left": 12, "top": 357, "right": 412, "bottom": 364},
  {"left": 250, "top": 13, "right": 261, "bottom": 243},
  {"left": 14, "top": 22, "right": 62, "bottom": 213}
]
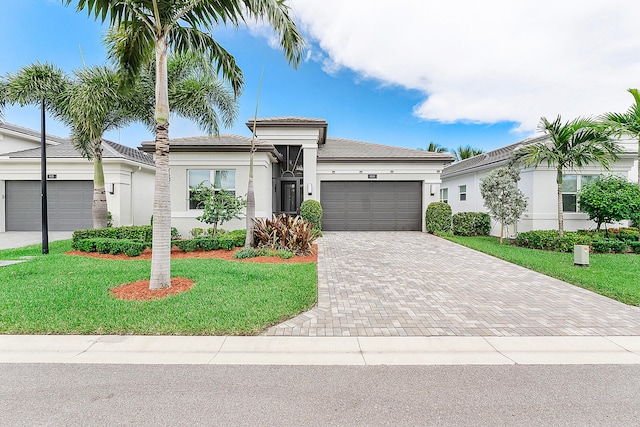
[
  {"left": 445, "top": 235, "right": 640, "bottom": 306},
  {"left": 0, "top": 240, "right": 317, "bottom": 335}
]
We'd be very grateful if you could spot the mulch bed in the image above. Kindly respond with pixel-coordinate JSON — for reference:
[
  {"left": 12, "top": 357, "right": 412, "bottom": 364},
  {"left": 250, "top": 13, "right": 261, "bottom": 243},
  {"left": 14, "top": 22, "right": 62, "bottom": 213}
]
[
  {"left": 65, "top": 245, "right": 317, "bottom": 264},
  {"left": 67, "top": 245, "right": 317, "bottom": 302}
]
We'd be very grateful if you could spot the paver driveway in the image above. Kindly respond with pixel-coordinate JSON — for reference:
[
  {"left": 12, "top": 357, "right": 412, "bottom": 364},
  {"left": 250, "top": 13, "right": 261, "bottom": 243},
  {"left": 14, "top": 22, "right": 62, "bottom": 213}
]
[{"left": 264, "top": 232, "right": 640, "bottom": 336}]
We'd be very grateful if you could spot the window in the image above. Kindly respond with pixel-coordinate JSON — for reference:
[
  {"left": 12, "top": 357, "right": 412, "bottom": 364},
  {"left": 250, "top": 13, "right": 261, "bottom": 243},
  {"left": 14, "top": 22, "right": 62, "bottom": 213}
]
[
  {"left": 440, "top": 188, "right": 448, "bottom": 203},
  {"left": 188, "top": 169, "right": 235, "bottom": 209},
  {"left": 562, "top": 174, "right": 598, "bottom": 212},
  {"left": 459, "top": 185, "right": 467, "bottom": 201}
]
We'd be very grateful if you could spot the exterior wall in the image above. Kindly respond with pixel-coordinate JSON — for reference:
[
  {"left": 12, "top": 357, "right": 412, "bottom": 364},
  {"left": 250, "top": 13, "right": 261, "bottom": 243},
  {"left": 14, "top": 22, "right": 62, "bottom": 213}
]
[
  {"left": 0, "top": 128, "right": 42, "bottom": 155},
  {"left": 168, "top": 151, "right": 274, "bottom": 237},
  {"left": 441, "top": 154, "right": 637, "bottom": 237},
  {"left": 317, "top": 161, "right": 446, "bottom": 232},
  {"left": 0, "top": 158, "right": 154, "bottom": 232}
]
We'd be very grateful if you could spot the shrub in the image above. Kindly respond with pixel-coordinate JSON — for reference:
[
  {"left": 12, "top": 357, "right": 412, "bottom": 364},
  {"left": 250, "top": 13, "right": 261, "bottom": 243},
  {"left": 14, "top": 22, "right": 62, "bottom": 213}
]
[
  {"left": 629, "top": 241, "right": 640, "bottom": 254},
  {"left": 191, "top": 185, "right": 246, "bottom": 236},
  {"left": 515, "top": 230, "right": 592, "bottom": 252},
  {"left": 452, "top": 212, "right": 491, "bottom": 236},
  {"left": 72, "top": 225, "right": 179, "bottom": 246},
  {"left": 74, "top": 238, "right": 145, "bottom": 256},
  {"left": 173, "top": 239, "right": 198, "bottom": 252},
  {"left": 190, "top": 228, "right": 205, "bottom": 238},
  {"left": 592, "top": 238, "right": 627, "bottom": 254},
  {"left": 217, "top": 230, "right": 245, "bottom": 250},
  {"left": 106, "top": 211, "right": 113, "bottom": 228},
  {"left": 300, "top": 200, "right": 323, "bottom": 231},
  {"left": 515, "top": 230, "right": 559, "bottom": 250},
  {"left": 253, "top": 214, "right": 317, "bottom": 255},
  {"left": 425, "top": 202, "right": 452, "bottom": 234},
  {"left": 233, "top": 247, "right": 294, "bottom": 259}
]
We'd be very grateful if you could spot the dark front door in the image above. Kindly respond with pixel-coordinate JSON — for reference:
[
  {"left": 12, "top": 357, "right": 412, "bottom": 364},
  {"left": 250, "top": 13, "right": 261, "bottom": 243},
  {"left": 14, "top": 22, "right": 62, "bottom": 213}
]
[{"left": 275, "top": 178, "right": 303, "bottom": 215}]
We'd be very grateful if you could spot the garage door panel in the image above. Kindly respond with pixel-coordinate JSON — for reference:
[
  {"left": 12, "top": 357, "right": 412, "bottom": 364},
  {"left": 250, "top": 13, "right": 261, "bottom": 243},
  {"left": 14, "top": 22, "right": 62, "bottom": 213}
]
[
  {"left": 6, "top": 180, "right": 93, "bottom": 231},
  {"left": 321, "top": 181, "right": 422, "bottom": 231}
]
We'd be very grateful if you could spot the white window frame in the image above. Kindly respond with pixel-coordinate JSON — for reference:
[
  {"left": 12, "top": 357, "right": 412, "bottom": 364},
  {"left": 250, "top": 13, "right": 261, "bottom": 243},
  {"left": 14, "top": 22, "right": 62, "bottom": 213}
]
[
  {"left": 440, "top": 188, "right": 449, "bottom": 204},
  {"left": 188, "top": 169, "right": 236, "bottom": 210},
  {"left": 561, "top": 174, "right": 597, "bottom": 213},
  {"left": 459, "top": 185, "right": 467, "bottom": 202}
]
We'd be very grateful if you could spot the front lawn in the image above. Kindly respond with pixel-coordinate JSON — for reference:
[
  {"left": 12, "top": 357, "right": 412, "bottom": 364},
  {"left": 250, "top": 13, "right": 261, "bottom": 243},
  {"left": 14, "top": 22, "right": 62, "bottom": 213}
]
[
  {"left": 445, "top": 235, "right": 640, "bottom": 306},
  {"left": 0, "top": 240, "right": 317, "bottom": 335}
]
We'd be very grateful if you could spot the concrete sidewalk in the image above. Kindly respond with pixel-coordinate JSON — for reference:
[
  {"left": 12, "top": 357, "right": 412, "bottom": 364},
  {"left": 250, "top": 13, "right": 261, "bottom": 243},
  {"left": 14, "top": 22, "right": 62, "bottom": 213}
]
[
  {"left": 0, "top": 232, "right": 73, "bottom": 251},
  {"left": 3, "top": 335, "right": 640, "bottom": 365}
]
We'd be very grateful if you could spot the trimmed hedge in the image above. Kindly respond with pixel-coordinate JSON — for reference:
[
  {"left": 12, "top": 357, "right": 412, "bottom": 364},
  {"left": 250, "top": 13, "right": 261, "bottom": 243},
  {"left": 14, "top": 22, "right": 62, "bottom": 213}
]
[
  {"left": 452, "top": 212, "right": 491, "bottom": 236},
  {"left": 425, "top": 202, "right": 452, "bottom": 234},
  {"left": 74, "top": 238, "right": 146, "bottom": 257},
  {"left": 173, "top": 229, "right": 246, "bottom": 252},
  {"left": 300, "top": 200, "right": 323, "bottom": 231},
  {"left": 515, "top": 228, "right": 639, "bottom": 253},
  {"left": 72, "top": 225, "right": 180, "bottom": 244}
]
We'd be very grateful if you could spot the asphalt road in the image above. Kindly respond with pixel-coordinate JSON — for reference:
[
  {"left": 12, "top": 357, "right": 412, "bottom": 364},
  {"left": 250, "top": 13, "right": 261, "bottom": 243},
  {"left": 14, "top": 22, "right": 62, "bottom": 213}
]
[{"left": 2, "top": 364, "right": 640, "bottom": 426}]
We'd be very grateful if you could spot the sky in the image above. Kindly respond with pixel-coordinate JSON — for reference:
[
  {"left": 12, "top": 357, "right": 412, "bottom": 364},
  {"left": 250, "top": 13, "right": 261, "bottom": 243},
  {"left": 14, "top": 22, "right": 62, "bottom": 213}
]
[{"left": 1, "top": 0, "right": 640, "bottom": 153}]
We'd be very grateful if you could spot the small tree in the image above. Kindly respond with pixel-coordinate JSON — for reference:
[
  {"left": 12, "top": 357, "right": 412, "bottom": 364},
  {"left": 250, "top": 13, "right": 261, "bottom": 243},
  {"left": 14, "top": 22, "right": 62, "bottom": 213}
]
[
  {"left": 578, "top": 175, "right": 640, "bottom": 232},
  {"left": 191, "top": 185, "right": 246, "bottom": 237},
  {"left": 480, "top": 167, "right": 528, "bottom": 243}
]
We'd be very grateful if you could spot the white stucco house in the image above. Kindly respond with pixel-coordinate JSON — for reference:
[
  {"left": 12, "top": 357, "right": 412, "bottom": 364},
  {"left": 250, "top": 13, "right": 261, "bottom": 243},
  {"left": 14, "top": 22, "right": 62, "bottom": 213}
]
[
  {"left": 140, "top": 117, "right": 453, "bottom": 236},
  {"left": 440, "top": 135, "right": 638, "bottom": 237},
  {"left": 0, "top": 122, "right": 155, "bottom": 232}
]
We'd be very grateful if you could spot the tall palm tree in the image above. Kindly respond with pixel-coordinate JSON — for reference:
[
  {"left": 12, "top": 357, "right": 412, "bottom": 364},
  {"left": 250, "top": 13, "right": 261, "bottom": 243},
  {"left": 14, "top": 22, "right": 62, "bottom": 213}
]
[
  {"left": 451, "top": 145, "right": 484, "bottom": 161},
  {"left": 602, "top": 88, "right": 640, "bottom": 189},
  {"left": 65, "top": 0, "right": 305, "bottom": 290},
  {"left": 510, "top": 115, "right": 620, "bottom": 237},
  {"left": 5, "top": 63, "right": 71, "bottom": 254},
  {"left": 425, "top": 141, "right": 448, "bottom": 153}
]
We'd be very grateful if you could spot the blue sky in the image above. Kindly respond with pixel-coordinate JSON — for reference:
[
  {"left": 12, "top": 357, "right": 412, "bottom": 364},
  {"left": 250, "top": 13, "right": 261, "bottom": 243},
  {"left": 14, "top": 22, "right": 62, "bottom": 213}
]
[{"left": 2, "top": 1, "right": 639, "bottom": 153}]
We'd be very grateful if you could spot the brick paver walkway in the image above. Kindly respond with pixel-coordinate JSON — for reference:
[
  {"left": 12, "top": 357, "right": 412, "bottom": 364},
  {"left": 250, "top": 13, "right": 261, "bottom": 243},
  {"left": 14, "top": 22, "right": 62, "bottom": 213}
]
[{"left": 264, "top": 232, "right": 640, "bottom": 336}]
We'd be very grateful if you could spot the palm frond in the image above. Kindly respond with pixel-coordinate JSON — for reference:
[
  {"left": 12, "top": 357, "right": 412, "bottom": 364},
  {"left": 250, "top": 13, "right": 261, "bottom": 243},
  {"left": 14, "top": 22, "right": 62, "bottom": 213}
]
[{"left": 5, "top": 63, "right": 71, "bottom": 113}]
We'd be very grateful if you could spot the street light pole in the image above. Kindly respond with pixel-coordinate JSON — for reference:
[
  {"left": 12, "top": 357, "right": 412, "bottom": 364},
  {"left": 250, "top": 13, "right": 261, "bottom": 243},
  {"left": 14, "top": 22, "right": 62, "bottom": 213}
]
[{"left": 41, "top": 98, "right": 49, "bottom": 254}]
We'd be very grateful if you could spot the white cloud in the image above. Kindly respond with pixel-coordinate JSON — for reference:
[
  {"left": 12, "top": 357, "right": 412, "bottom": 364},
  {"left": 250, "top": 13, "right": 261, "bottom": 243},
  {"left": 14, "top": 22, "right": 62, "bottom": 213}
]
[{"left": 289, "top": 0, "right": 640, "bottom": 131}]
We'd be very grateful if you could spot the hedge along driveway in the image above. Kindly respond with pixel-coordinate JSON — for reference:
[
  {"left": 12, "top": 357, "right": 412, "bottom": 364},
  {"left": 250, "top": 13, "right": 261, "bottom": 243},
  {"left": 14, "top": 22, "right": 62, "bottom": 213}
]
[{"left": 0, "top": 241, "right": 317, "bottom": 335}]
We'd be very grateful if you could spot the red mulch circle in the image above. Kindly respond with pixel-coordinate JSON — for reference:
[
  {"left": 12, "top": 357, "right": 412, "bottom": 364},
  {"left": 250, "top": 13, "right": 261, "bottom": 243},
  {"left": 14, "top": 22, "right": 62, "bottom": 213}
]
[
  {"left": 68, "top": 245, "right": 317, "bottom": 302},
  {"left": 110, "top": 277, "right": 195, "bottom": 301}
]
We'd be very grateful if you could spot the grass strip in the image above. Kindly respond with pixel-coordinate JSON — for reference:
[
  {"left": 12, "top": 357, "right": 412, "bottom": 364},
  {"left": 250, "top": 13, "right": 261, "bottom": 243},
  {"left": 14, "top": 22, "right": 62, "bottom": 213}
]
[{"left": 444, "top": 235, "right": 640, "bottom": 306}]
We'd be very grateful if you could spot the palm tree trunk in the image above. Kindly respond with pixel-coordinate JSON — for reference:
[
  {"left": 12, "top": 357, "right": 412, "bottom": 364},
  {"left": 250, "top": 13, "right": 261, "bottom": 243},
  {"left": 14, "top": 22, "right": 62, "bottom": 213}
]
[
  {"left": 245, "top": 172, "right": 255, "bottom": 248},
  {"left": 150, "top": 37, "right": 172, "bottom": 290},
  {"left": 92, "top": 140, "right": 108, "bottom": 229},
  {"left": 556, "top": 167, "right": 564, "bottom": 237},
  {"left": 499, "top": 218, "right": 504, "bottom": 244}
]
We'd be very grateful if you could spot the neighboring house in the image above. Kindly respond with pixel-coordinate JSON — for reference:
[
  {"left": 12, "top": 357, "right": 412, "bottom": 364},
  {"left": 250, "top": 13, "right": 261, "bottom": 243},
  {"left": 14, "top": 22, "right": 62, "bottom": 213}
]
[
  {"left": 0, "top": 122, "right": 155, "bottom": 232},
  {"left": 440, "top": 135, "right": 638, "bottom": 237},
  {"left": 140, "top": 117, "right": 453, "bottom": 236}
]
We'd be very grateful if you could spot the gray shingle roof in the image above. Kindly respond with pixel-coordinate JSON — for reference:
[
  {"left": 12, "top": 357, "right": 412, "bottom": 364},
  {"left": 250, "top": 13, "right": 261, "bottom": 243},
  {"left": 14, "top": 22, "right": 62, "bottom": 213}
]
[
  {"left": 2, "top": 137, "right": 155, "bottom": 167},
  {"left": 139, "top": 134, "right": 281, "bottom": 158},
  {"left": 247, "top": 116, "right": 327, "bottom": 125},
  {"left": 441, "top": 135, "right": 548, "bottom": 178},
  {"left": 318, "top": 137, "right": 454, "bottom": 163},
  {"left": 0, "top": 122, "right": 67, "bottom": 144}
]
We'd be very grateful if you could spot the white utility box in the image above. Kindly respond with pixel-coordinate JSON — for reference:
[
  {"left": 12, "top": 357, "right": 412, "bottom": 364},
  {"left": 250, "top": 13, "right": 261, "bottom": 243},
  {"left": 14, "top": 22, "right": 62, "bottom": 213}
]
[{"left": 574, "top": 245, "right": 590, "bottom": 266}]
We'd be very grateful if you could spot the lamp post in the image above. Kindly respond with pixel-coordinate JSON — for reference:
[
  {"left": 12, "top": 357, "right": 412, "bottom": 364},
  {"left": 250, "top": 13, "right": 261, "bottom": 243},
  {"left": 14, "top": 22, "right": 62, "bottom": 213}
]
[{"left": 40, "top": 98, "right": 49, "bottom": 254}]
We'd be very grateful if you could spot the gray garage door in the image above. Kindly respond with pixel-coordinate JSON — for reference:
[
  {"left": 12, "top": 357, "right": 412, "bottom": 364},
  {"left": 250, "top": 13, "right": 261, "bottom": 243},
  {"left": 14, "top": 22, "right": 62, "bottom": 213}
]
[
  {"left": 6, "top": 180, "right": 93, "bottom": 231},
  {"left": 321, "top": 181, "right": 422, "bottom": 231}
]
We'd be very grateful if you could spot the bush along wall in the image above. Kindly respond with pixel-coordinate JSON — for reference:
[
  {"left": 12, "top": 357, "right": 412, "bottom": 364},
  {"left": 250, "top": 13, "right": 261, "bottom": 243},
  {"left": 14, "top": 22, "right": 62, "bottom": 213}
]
[
  {"left": 425, "top": 202, "right": 452, "bottom": 234},
  {"left": 173, "top": 229, "right": 246, "bottom": 252},
  {"left": 300, "top": 200, "right": 323, "bottom": 232},
  {"left": 72, "top": 225, "right": 180, "bottom": 246},
  {"left": 452, "top": 212, "right": 491, "bottom": 236},
  {"left": 514, "top": 228, "right": 639, "bottom": 253}
]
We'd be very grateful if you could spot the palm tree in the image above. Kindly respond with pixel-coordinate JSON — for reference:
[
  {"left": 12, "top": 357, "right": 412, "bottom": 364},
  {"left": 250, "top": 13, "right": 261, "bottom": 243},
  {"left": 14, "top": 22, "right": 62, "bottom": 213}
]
[
  {"left": 510, "top": 115, "right": 620, "bottom": 237},
  {"left": 65, "top": 0, "right": 305, "bottom": 290},
  {"left": 59, "top": 65, "right": 135, "bottom": 229},
  {"left": 0, "top": 77, "right": 7, "bottom": 120},
  {"left": 602, "top": 88, "right": 640, "bottom": 189},
  {"left": 425, "top": 141, "right": 448, "bottom": 153},
  {"left": 451, "top": 145, "right": 484, "bottom": 161},
  {"left": 5, "top": 63, "right": 71, "bottom": 254}
]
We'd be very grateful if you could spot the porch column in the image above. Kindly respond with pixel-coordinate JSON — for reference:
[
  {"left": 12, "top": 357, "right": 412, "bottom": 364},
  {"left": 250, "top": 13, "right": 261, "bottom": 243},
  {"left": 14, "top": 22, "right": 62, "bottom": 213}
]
[{"left": 303, "top": 146, "right": 318, "bottom": 202}]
